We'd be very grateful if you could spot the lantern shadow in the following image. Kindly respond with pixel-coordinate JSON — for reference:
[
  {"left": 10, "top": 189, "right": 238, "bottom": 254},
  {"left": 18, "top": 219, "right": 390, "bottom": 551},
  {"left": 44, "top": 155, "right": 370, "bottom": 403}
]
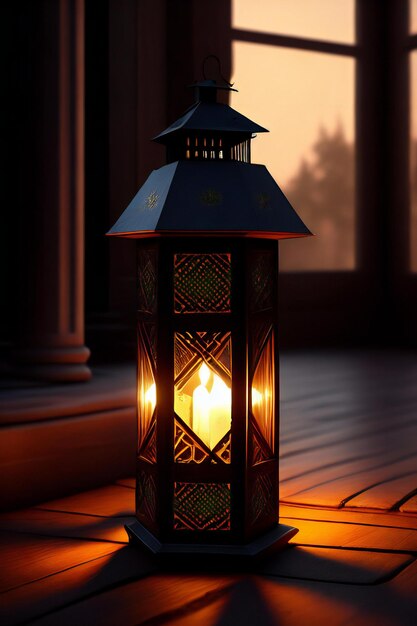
[{"left": 208, "top": 547, "right": 416, "bottom": 626}]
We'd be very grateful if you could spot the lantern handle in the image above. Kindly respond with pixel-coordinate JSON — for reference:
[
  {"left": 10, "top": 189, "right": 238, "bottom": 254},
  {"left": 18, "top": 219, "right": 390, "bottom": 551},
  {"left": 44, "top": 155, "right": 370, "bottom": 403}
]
[{"left": 202, "top": 55, "right": 234, "bottom": 88}]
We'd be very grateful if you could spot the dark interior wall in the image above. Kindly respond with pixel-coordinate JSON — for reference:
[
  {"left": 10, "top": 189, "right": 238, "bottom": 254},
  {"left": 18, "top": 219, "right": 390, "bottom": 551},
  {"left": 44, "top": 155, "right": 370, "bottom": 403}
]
[{"left": 84, "top": 0, "right": 233, "bottom": 361}]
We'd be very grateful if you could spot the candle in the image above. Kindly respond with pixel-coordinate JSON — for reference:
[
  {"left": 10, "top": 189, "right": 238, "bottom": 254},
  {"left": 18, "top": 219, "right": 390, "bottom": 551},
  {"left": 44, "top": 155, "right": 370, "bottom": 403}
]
[{"left": 209, "top": 374, "right": 231, "bottom": 449}]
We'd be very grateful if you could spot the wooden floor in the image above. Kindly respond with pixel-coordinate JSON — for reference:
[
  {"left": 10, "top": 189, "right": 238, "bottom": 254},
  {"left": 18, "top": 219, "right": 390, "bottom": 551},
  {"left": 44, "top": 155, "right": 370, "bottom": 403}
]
[{"left": 1, "top": 351, "right": 417, "bottom": 625}]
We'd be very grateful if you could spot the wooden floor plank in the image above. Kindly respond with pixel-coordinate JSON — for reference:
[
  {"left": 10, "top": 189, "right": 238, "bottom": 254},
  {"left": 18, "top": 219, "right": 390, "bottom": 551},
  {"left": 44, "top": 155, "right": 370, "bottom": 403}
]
[
  {"left": 0, "top": 545, "right": 155, "bottom": 626},
  {"left": 287, "top": 518, "right": 417, "bottom": 552},
  {"left": 347, "top": 473, "right": 417, "bottom": 510},
  {"left": 37, "top": 485, "right": 135, "bottom": 518},
  {"left": 25, "top": 574, "right": 233, "bottom": 626},
  {"left": 0, "top": 508, "right": 134, "bottom": 543},
  {"left": 281, "top": 457, "right": 417, "bottom": 509},
  {"left": 400, "top": 495, "right": 417, "bottom": 514},
  {"left": 280, "top": 504, "right": 417, "bottom": 530},
  {"left": 258, "top": 545, "right": 412, "bottom": 584},
  {"left": 0, "top": 532, "right": 121, "bottom": 593}
]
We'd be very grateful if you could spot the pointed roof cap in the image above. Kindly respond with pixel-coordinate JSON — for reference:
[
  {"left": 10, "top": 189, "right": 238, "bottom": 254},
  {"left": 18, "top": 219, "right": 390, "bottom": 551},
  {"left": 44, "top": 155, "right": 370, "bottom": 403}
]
[{"left": 152, "top": 78, "right": 268, "bottom": 143}]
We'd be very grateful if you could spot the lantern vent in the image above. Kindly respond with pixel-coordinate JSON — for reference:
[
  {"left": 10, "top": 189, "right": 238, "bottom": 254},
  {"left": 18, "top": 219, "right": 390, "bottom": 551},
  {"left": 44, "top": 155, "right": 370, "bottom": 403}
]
[{"left": 154, "top": 78, "right": 267, "bottom": 165}]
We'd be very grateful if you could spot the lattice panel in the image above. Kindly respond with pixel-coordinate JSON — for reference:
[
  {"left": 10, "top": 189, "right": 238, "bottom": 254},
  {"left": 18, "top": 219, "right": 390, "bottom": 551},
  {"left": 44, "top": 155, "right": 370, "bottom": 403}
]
[
  {"left": 250, "top": 319, "right": 272, "bottom": 376},
  {"left": 174, "top": 420, "right": 211, "bottom": 464},
  {"left": 251, "top": 331, "right": 275, "bottom": 453},
  {"left": 139, "top": 322, "right": 157, "bottom": 368},
  {"left": 174, "top": 253, "right": 231, "bottom": 313},
  {"left": 250, "top": 419, "right": 273, "bottom": 466},
  {"left": 249, "top": 249, "right": 274, "bottom": 312},
  {"left": 139, "top": 420, "right": 157, "bottom": 464},
  {"left": 137, "top": 470, "right": 157, "bottom": 526},
  {"left": 174, "top": 331, "right": 231, "bottom": 382},
  {"left": 174, "top": 331, "right": 232, "bottom": 451},
  {"left": 138, "top": 248, "right": 157, "bottom": 314},
  {"left": 250, "top": 471, "right": 276, "bottom": 526},
  {"left": 174, "top": 482, "right": 231, "bottom": 531},
  {"left": 212, "top": 431, "right": 231, "bottom": 464}
]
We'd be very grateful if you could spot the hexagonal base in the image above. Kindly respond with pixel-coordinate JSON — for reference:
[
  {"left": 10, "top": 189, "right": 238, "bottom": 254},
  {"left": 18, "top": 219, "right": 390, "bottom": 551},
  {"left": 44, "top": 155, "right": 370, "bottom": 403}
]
[{"left": 125, "top": 520, "right": 298, "bottom": 558}]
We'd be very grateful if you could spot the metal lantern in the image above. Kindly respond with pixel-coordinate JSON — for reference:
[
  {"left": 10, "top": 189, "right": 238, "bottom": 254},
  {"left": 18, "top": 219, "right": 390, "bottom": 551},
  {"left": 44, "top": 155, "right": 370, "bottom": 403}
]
[{"left": 108, "top": 78, "right": 311, "bottom": 556}]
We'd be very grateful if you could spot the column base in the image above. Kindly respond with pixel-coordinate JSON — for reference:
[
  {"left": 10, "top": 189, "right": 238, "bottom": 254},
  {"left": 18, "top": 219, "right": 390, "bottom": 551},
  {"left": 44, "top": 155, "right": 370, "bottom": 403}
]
[
  {"left": 125, "top": 520, "right": 298, "bottom": 559},
  {"left": 13, "top": 346, "right": 92, "bottom": 382}
]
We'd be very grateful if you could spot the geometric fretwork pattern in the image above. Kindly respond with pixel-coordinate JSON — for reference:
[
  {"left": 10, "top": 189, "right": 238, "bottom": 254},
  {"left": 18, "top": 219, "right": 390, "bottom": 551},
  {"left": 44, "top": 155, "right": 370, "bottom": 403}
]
[
  {"left": 212, "top": 431, "right": 231, "bottom": 464},
  {"left": 174, "top": 253, "right": 231, "bottom": 313},
  {"left": 249, "top": 249, "right": 274, "bottom": 312},
  {"left": 138, "top": 248, "right": 157, "bottom": 314},
  {"left": 174, "top": 418, "right": 231, "bottom": 464},
  {"left": 250, "top": 472, "right": 275, "bottom": 526},
  {"left": 139, "top": 420, "right": 157, "bottom": 464},
  {"left": 250, "top": 419, "right": 273, "bottom": 466},
  {"left": 137, "top": 470, "right": 157, "bottom": 527},
  {"left": 174, "top": 419, "right": 211, "bottom": 464},
  {"left": 250, "top": 319, "right": 272, "bottom": 376},
  {"left": 174, "top": 331, "right": 232, "bottom": 451},
  {"left": 252, "top": 330, "right": 275, "bottom": 453},
  {"left": 173, "top": 482, "right": 231, "bottom": 531},
  {"left": 139, "top": 322, "right": 157, "bottom": 368},
  {"left": 174, "top": 331, "right": 231, "bottom": 382}
]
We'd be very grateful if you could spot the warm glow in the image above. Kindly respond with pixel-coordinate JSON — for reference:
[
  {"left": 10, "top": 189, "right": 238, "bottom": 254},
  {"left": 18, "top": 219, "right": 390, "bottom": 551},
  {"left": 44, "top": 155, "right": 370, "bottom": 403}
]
[
  {"left": 190, "top": 363, "right": 231, "bottom": 449},
  {"left": 145, "top": 383, "right": 156, "bottom": 414},
  {"left": 198, "top": 362, "right": 210, "bottom": 387},
  {"left": 252, "top": 387, "right": 262, "bottom": 406},
  {"left": 232, "top": 0, "right": 355, "bottom": 44}
]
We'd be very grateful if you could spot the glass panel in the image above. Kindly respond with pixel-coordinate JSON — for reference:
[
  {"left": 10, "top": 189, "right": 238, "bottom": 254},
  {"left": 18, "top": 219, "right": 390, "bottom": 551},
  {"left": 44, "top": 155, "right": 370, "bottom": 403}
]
[
  {"left": 411, "top": 51, "right": 417, "bottom": 271},
  {"left": 137, "top": 469, "right": 157, "bottom": 527},
  {"left": 174, "top": 331, "right": 232, "bottom": 453},
  {"left": 411, "top": 0, "right": 417, "bottom": 33},
  {"left": 174, "top": 253, "right": 231, "bottom": 313},
  {"left": 232, "top": 0, "right": 355, "bottom": 44},
  {"left": 251, "top": 331, "right": 275, "bottom": 452},
  {"left": 137, "top": 330, "right": 156, "bottom": 451},
  {"left": 174, "top": 482, "right": 231, "bottom": 531},
  {"left": 231, "top": 43, "right": 356, "bottom": 271},
  {"left": 137, "top": 248, "right": 157, "bottom": 313}
]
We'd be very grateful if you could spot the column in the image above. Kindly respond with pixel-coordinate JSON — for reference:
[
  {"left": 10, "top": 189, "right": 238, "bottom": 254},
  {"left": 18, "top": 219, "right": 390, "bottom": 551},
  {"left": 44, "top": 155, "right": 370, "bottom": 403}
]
[{"left": 14, "top": 0, "right": 91, "bottom": 382}]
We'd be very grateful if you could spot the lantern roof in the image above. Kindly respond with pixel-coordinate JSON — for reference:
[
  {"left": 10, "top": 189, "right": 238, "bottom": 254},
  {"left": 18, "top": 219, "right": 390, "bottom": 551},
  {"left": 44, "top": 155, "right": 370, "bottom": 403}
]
[
  {"left": 153, "top": 79, "right": 268, "bottom": 143},
  {"left": 107, "top": 160, "right": 311, "bottom": 239}
]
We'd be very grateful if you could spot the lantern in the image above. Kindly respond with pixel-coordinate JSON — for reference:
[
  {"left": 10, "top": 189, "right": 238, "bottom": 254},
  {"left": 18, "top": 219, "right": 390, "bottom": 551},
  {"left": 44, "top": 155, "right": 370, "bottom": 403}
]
[{"left": 108, "top": 77, "right": 311, "bottom": 556}]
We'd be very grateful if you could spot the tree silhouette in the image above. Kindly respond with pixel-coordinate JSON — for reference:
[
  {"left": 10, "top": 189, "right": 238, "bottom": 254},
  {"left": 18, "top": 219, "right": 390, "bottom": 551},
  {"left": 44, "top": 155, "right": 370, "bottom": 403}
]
[{"left": 280, "top": 123, "right": 355, "bottom": 271}]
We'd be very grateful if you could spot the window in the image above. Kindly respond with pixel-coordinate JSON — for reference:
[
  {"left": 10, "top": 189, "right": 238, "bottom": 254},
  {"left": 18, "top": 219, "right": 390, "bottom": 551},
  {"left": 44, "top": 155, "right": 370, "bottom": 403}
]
[{"left": 231, "top": 0, "right": 356, "bottom": 271}]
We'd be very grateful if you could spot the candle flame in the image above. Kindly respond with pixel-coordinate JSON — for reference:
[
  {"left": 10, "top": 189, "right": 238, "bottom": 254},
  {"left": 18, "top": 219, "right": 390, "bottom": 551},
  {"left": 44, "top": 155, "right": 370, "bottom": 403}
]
[{"left": 198, "top": 362, "right": 210, "bottom": 386}]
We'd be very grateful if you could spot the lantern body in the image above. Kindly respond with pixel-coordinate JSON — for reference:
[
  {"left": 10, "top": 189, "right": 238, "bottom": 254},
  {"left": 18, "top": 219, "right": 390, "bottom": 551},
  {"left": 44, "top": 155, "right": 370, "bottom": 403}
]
[
  {"left": 131, "top": 236, "right": 293, "bottom": 553},
  {"left": 109, "top": 79, "right": 311, "bottom": 555}
]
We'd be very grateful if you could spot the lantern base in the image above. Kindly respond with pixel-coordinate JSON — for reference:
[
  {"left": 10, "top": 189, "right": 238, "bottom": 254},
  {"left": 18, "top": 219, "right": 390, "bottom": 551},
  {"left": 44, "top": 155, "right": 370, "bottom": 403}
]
[{"left": 125, "top": 520, "right": 298, "bottom": 558}]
